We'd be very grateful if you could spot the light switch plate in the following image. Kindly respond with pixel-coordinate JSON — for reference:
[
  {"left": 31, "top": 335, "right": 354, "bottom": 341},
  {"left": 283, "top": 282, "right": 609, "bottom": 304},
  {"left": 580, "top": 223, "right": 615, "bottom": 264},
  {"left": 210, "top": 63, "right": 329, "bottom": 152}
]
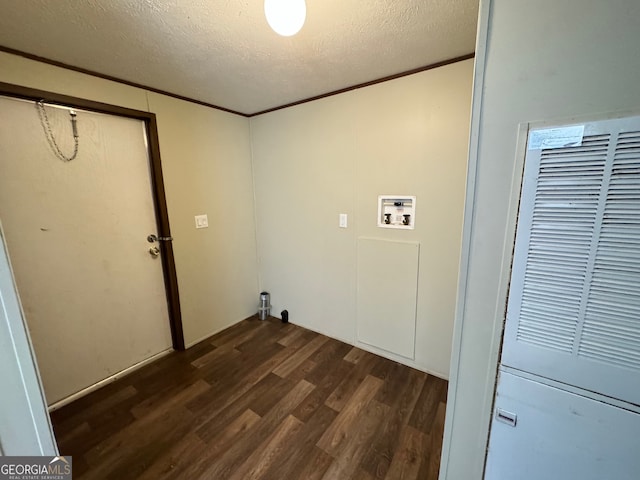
[
  {"left": 339, "top": 213, "right": 348, "bottom": 228},
  {"left": 195, "top": 214, "right": 208, "bottom": 229}
]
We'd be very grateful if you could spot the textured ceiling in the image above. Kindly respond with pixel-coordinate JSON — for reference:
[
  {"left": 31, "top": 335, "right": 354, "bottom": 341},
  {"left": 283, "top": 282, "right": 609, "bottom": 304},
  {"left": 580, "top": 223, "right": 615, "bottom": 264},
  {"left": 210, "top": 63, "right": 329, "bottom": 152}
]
[{"left": 0, "top": 0, "right": 479, "bottom": 115}]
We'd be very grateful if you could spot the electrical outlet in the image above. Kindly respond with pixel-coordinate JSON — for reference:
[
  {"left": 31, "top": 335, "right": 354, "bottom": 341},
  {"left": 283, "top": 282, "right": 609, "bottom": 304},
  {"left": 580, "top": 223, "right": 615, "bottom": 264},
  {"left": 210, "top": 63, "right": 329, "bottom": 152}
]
[
  {"left": 195, "top": 214, "right": 208, "bottom": 229},
  {"left": 339, "top": 213, "right": 348, "bottom": 228}
]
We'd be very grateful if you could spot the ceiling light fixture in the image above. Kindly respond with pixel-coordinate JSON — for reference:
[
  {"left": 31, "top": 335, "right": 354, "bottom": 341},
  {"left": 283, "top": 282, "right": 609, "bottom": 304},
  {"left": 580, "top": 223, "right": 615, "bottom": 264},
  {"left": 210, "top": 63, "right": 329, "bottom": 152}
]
[{"left": 264, "top": 0, "right": 306, "bottom": 37}]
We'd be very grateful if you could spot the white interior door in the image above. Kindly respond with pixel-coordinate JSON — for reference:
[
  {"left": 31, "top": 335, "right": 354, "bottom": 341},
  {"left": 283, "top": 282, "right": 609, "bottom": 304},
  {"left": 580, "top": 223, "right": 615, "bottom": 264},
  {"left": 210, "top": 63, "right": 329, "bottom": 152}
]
[
  {"left": 0, "top": 96, "right": 173, "bottom": 405},
  {"left": 0, "top": 223, "right": 57, "bottom": 455}
]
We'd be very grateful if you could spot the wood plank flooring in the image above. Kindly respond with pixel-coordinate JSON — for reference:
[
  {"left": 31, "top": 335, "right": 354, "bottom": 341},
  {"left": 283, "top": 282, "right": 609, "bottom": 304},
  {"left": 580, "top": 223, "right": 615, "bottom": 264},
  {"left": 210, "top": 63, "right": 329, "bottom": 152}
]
[{"left": 50, "top": 316, "right": 448, "bottom": 479}]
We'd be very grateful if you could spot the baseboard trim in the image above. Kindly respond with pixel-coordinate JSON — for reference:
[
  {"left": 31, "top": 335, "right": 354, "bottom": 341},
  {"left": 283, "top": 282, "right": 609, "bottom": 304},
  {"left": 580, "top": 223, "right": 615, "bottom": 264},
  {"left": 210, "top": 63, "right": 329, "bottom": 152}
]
[
  {"left": 184, "top": 314, "right": 259, "bottom": 348},
  {"left": 47, "top": 348, "right": 174, "bottom": 412},
  {"left": 282, "top": 318, "right": 449, "bottom": 381}
]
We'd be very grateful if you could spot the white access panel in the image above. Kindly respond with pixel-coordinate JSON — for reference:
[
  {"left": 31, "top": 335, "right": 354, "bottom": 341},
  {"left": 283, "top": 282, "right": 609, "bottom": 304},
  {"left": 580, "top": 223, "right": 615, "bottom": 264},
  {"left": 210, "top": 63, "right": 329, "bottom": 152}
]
[
  {"left": 486, "top": 370, "right": 640, "bottom": 480},
  {"left": 356, "top": 238, "right": 419, "bottom": 359}
]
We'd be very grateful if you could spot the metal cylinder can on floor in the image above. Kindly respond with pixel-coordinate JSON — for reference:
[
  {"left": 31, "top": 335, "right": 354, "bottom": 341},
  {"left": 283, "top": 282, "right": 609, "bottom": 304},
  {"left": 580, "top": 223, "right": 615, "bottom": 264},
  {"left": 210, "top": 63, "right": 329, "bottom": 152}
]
[{"left": 258, "top": 291, "right": 271, "bottom": 320}]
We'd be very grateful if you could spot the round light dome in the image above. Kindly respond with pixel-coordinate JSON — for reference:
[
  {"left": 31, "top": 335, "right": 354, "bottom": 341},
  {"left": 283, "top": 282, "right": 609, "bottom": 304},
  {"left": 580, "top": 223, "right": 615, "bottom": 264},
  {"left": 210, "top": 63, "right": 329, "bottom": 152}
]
[{"left": 264, "top": 0, "right": 306, "bottom": 37}]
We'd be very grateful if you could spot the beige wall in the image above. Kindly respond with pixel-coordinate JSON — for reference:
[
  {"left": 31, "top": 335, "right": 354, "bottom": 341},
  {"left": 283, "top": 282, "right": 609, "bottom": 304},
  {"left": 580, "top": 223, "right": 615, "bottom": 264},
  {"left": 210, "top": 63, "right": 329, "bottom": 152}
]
[
  {"left": 148, "top": 93, "right": 259, "bottom": 344},
  {"left": 0, "top": 51, "right": 259, "bottom": 347},
  {"left": 251, "top": 59, "right": 473, "bottom": 377},
  {"left": 0, "top": 49, "right": 473, "bottom": 383},
  {"left": 441, "top": 1, "right": 640, "bottom": 478}
]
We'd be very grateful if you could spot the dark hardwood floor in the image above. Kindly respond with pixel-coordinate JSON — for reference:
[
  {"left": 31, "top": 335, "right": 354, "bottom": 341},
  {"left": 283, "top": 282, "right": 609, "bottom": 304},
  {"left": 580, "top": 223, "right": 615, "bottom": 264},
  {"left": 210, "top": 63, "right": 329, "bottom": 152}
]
[{"left": 50, "top": 316, "right": 448, "bottom": 479}]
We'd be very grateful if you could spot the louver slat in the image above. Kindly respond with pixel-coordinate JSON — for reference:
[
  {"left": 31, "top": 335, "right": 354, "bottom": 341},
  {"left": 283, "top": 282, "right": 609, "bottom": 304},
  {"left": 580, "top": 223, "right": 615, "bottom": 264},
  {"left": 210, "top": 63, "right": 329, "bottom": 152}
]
[
  {"left": 579, "top": 131, "right": 640, "bottom": 370},
  {"left": 515, "top": 136, "right": 608, "bottom": 351}
]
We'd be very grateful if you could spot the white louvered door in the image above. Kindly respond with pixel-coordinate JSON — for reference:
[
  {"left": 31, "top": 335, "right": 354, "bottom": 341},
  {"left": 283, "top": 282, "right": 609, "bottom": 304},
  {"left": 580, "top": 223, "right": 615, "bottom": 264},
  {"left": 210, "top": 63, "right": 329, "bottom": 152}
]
[{"left": 502, "top": 116, "right": 640, "bottom": 406}]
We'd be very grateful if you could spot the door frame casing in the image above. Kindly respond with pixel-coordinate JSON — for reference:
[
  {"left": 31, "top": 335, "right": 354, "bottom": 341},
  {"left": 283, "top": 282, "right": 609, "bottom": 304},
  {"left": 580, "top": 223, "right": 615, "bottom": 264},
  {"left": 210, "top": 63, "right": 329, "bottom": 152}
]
[{"left": 0, "top": 81, "right": 185, "bottom": 350}]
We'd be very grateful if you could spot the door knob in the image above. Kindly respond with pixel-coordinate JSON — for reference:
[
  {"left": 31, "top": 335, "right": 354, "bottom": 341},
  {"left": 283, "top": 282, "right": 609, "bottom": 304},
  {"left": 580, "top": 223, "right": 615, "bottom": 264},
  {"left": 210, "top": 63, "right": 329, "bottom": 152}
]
[
  {"left": 149, "top": 246, "right": 160, "bottom": 257},
  {"left": 147, "top": 234, "right": 173, "bottom": 243}
]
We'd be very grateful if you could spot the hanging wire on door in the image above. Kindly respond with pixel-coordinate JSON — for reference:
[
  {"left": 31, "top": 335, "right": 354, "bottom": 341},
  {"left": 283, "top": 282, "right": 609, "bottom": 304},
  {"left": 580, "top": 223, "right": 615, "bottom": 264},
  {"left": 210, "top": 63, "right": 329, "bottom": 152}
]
[{"left": 35, "top": 100, "right": 79, "bottom": 161}]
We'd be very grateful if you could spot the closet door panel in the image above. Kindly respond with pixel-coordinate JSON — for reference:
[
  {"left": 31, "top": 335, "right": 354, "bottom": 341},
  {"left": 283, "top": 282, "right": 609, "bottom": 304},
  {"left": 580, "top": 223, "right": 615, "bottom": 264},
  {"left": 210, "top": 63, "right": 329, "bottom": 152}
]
[
  {"left": 486, "top": 371, "right": 640, "bottom": 480},
  {"left": 502, "top": 116, "right": 640, "bottom": 405}
]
